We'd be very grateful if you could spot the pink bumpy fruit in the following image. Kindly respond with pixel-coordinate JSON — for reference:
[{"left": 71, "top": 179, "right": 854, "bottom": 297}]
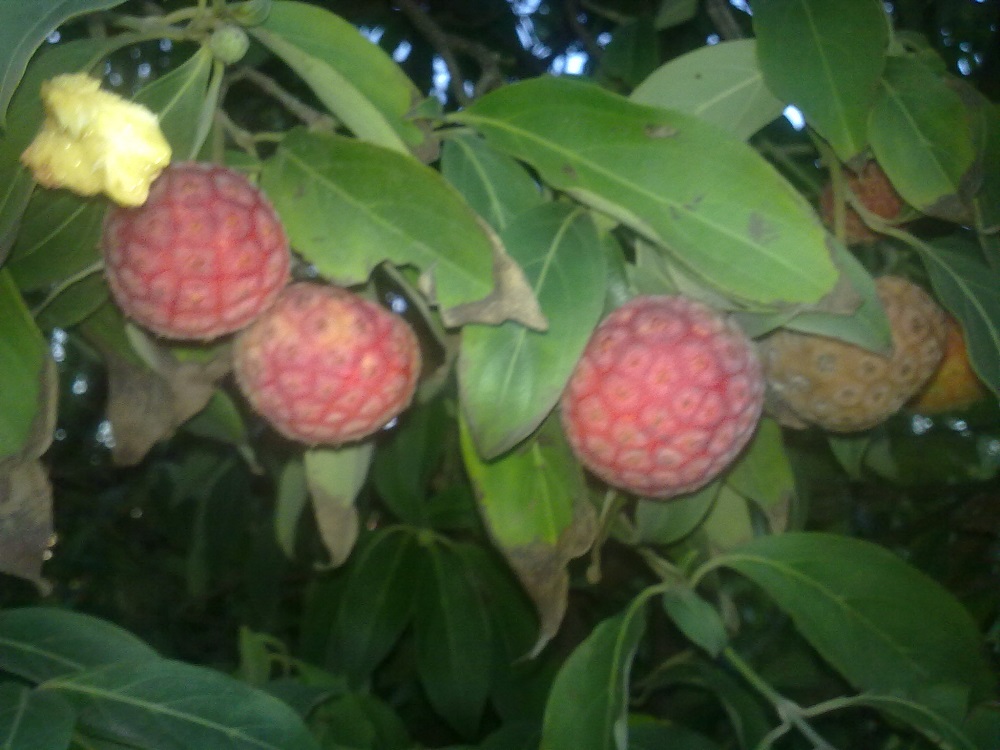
[
  {"left": 102, "top": 161, "right": 290, "bottom": 340},
  {"left": 233, "top": 282, "right": 422, "bottom": 445},
  {"left": 561, "top": 295, "right": 765, "bottom": 499}
]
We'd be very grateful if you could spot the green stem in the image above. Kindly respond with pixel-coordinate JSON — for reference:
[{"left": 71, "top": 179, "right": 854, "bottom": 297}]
[
  {"left": 586, "top": 489, "right": 624, "bottom": 583},
  {"left": 31, "top": 261, "right": 105, "bottom": 318}
]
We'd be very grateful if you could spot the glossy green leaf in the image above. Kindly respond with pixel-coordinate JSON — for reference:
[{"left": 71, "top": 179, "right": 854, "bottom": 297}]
[
  {"left": 869, "top": 56, "right": 978, "bottom": 221},
  {"left": 633, "top": 481, "right": 719, "bottom": 546},
  {"left": 440, "top": 134, "right": 543, "bottom": 233},
  {"left": 0, "top": 0, "right": 126, "bottom": 128},
  {"left": 460, "top": 203, "right": 606, "bottom": 458},
  {"left": 330, "top": 529, "right": 421, "bottom": 681},
  {"left": 753, "top": 0, "right": 888, "bottom": 161},
  {"left": 0, "top": 270, "right": 49, "bottom": 460},
  {"left": 414, "top": 543, "right": 493, "bottom": 738},
  {"left": 920, "top": 240, "right": 1000, "bottom": 397},
  {"left": 0, "top": 607, "right": 158, "bottom": 684},
  {"left": 453, "top": 77, "right": 837, "bottom": 305},
  {"left": 661, "top": 587, "right": 727, "bottom": 657},
  {"left": 133, "top": 46, "right": 212, "bottom": 159},
  {"left": 540, "top": 599, "right": 647, "bottom": 750},
  {"left": 710, "top": 532, "right": 995, "bottom": 704},
  {"left": 250, "top": 0, "right": 425, "bottom": 154},
  {"left": 262, "top": 129, "right": 542, "bottom": 328},
  {"left": 632, "top": 40, "right": 784, "bottom": 140},
  {"left": 461, "top": 416, "right": 595, "bottom": 652},
  {"left": 304, "top": 443, "right": 372, "bottom": 567},
  {"left": 42, "top": 659, "right": 320, "bottom": 750},
  {"left": 0, "top": 683, "right": 75, "bottom": 750}
]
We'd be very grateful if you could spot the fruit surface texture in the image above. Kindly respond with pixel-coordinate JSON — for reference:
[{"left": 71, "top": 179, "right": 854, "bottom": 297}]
[
  {"left": 102, "top": 162, "right": 290, "bottom": 339},
  {"left": 909, "top": 313, "right": 989, "bottom": 414},
  {"left": 234, "top": 282, "right": 422, "bottom": 445},
  {"left": 560, "top": 295, "right": 764, "bottom": 499},
  {"left": 819, "top": 160, "right": 905, "bottom": 244},
  {"left": 763, "top": 276, "right": 947, "bottom": 432}
]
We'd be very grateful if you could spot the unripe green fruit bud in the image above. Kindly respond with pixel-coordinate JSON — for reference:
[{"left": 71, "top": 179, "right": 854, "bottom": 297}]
[
  {"left": 230, "top": 0, "right": 272, "bottom": 26},
  {"left": 209, "top": 24, "right": 250, "bottom": 64}
]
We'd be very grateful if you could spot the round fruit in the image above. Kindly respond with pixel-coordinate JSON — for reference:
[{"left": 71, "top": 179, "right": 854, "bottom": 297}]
[
  {"left": 909, "top": 313, "right": 989, "bottom": 414},
  {"left": 233, "top": 282, "right": 422, "bottom": 445},
  {"left": 560, "top": 295, "right": 765, "bottom": 499},
  {"left": 819, "top": 160, "right": 905, "bottom": 244},
  {"left": 102, "top": 161, "right": 290, "bottom": 340},
  {"left": 762, "top": 276, "right": 947, "bottom": 432}
]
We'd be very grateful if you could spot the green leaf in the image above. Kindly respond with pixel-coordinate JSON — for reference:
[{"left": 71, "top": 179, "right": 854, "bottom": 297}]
[
  {"left": 633, "top": 481, "right": 720, "bottom": 546},
  {"left": 313, "top": 691, "right": 411, "bottom": 750},
  {"left": 42, "top": 659, "right": 320, "bottom": 750},
  {"left": 33, "top": 271, "right": 107, "bottom": 331},
  {"left": 440, "top": 134, "right": 544, "bottom": 233},
  {"left": 0, "top": 683, "right": 75, "bottom": 750},
  {"left": 632, "top": 40, "right": 785, "bottom": 140},
  {"left": 661, "top": 587, "right": 727, "bottom": 657},
  {"left": 599, "top": 18, "right": 659, "bottom": 90},
  {"left": 0, "top": 607, "right": 158, "bottom": 684},
  {"left": 0, "top": 270, "right": 49, "bottom": 460},
  {"left": 0, "top": 0, "right": 127, "bottom": 129},
  {"left": 654, "top": 0, "right": 699, "bottom": 30},
  {"left": 330, "top": 529, "right": 421, "bottom": 682},
  {"left": 275, "top": 458, "right": 308, "bottom": 559},
  {"left": 628, "top": 718, "right": 719, "bottom": 750},
  {"left": 711, "top": 532, "right": 995, "bottom": 705},
  {"left": 725, "top": 418, "right": 793, "bottom": 532},
  {"left": 845, "top": 692, "right": 977, "bottom": 750},
  {"left": 453, "top": 76, "right": 837, "bottom": 305},
  {"left": 869, "top": 56, "right": 979, "bottom": 221},
  {"left": 460, "top": 203, "right": 606, "bottom": 458},
  {"left": 261, "top": 129, "right": 542, "bottom": 328},
  {"left": 414, "top": 542, "right": 493, "bottom": 738},
  {"left": 973, "top": 102, "right": 1000, "bottom": 233},
  {"left": 250, "top": 0, "right": 426, "bottom": 154},
  {"left": 460, "top": 417, "right": 595, "bottom": 653},
  {"left": 133, "top": 46, "right": 212, "bottom": 159},
  {"left": 920, "top": 240, "right": 1000, "bottom": 397},
  {"left": 753, "top": 0, "right": 888, "bottom": 161},
  {"left": 540, "top": 599, "right": 647, "bottom": 750},
  {"left": 304, "top": 443, "right": 372, "bottom": 567}
]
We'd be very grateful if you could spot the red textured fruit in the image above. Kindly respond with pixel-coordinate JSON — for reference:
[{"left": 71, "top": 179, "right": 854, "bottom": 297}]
[
  {"left": 560, "top": 295, "right": 765, "bottom": 499},
  {"left": 233, "top": 282, "right": 421, "bottom": 445},
  {"left": 819, "top": 160, "right": 905, "bottom": 244},
  {"left": 102, "top": 161, "right": 290, "bottom": 340}
]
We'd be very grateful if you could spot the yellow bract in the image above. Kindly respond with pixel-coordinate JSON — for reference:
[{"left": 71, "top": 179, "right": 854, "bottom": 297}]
[{"left": 20, "top": 73, "right": 172, "bottom": 206}]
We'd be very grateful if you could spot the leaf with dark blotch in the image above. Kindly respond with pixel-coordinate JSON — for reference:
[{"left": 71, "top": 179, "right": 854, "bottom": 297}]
[
  {"left": 262, "top": 129, "right": 544, "bottom": 330},
  {"left": 540, "top": 599, "right": 647, "bottom": 750},
  {"left": 304, "top": 444, "right": 372, "bottom": 567},
  {"left": 0, "top": 682, "right": 76, "bottom": 750},
  {"left": 632, "top": 39, "right": 784, "bottom": 140},
  {"left": 460, "top": 204, "right": 606, "bottom": 458},
  {"left": 460, "top": 416, "right": 596, "bottom": 654},
  {"left": 453, "top": 77, "right": 838, "bottom": 305},
  {"left": 753, "top": 0, "right": 888, "bottom": 161},
  {"left": 869, "top": 57, "right": 979, "bottom": 222},
  {"left": 0, "top": 460, "right": 53, "bottom": 592},
  {"left": 920, "top": 240, "right": 1000, "bottom": 397}
]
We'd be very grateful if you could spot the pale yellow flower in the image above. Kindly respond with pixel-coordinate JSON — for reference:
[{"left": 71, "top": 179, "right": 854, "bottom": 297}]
[{"left": 21, "top": 73, "right": 172, "bottom": 206}]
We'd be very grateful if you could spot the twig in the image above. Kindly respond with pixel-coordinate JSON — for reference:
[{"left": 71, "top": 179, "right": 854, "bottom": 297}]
[
  {"left": 232, "top": 67, "right": 336, "bottom": 129},
  {"left": 706, "top": 0, "right": 745, "bottom": 40},
  {"left": 443, "top": 33, "right": 506, "bottom": 97},
  {"left": 566, "top": 0, "right": 603, "bottom": 62},
  {"left": 397, "top": 0, "right": 471, "bottom": 106}
]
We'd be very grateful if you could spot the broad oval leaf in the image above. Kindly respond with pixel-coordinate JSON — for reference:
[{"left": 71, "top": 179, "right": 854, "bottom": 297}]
[
  {"left": 724, "top": 418, "right": 793, "bottom": 533},
  {"left": 330, "top": 529, "right": 422, "bottom": 682},
  {"left": 0, "top": 606, "right": 158, "bottom": 684},
  {"left": 661, "top": 587, "right": 728, "bottom": 657},
  {"left": 632, "top": 39, "right": 785, "bottom": 140},
  {"left": 460, "top": 416, "right": 595, "bottom": 653},
  {"left": 920, "top": 240, "right": 1000, "bottom": 398},
  {"left": 414, "top": 543, "right": 493, "bottom": 738},
  {"left": 753, "top": 0, "right": 888, "bottom": 161},
  {"left": 261, "top": 128, "right": 542, "bottom": 328},
  {"left": 541, "top": 599, "right": 647, "bottom": 750},
  {"left": 869, "top": 56, "right": 979, "bottom": 221},
  {"left": 133, "top": 46, "right": 212, "bottom": 160},
  {"left": 0, "top": 0, "right": 126, "bottom": 128},
  {"left": 0, "top": 271, "right": 50, "bottom": 460},
  {"left": 460, "top": 203, "right": 606, "bottom": 458},
  {"left": 304, "top": 443, "right": 372, "bottom": 567},
  {"left": 250, "top": 0, "right": 426, "bottom": 154},
  {"left": 441, "top": 134, "right": 544, "bottom": 233},
  {"left": 0, "top": 682, "right": 76, "bottom": 750},
  {"left": 453, "top": 76, "right": 838, "bottom": 305},
  {"left": 710, "top": 532, "right": 995, "bottom": 705},
  {"left": 634, "top": 481, "right": 720, "bottom": 546},
  {"left": 42, "top": 658, "right": 320, "bottom": 750}
]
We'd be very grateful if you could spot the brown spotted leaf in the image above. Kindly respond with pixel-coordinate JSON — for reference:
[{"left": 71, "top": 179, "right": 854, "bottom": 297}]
[{"left": 0, "top": 459, "right": 53, "bottom": 592}]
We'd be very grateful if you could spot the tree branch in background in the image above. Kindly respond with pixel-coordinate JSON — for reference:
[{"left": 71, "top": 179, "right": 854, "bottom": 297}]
[
  {"left": 397, "top": 0, "right": 472, "bottom": 106},
  {"left": 566, "top": 0, "right": 603, "bottom": 62},
  {"left": 231, "top": 67, "right": 336, "bottom": 129},
  {"left": 706, "top": 0, "right": 745, "bottom": 40}
]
